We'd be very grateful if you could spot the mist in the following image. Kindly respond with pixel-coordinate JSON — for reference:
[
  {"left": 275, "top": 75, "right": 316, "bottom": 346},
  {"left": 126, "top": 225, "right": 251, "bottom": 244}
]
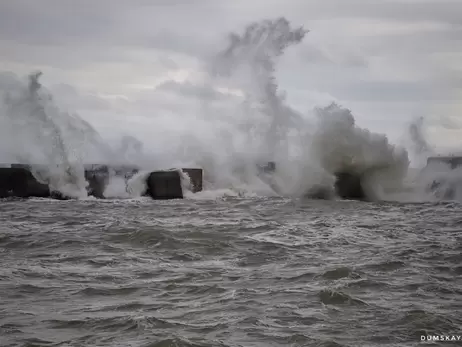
[{"left": 0, "top": 17, "right": 460, "bottom": 201}]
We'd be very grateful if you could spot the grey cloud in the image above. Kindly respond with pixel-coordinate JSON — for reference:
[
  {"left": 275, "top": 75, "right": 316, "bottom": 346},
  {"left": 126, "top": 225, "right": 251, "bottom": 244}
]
[
  {"left": 346, "top": 0, "right": 462, "bottom": 26},
  {"left": 285, "top": 0, "right": 462, "bottom": 26},
  {"left": 155, "top": 81, "right": 232, "bottom": 101},
  {"left": 0, "top": 0, "right": 460, "bottom": 147},
  {"left": 355, "top": 25, "right": 462, "bottom": 56},
  {"left": 330, "top": 81, "right": 437, "bottom": 103},
  {"left": 0, "top": 0, "right": 223, "bottom": 47},
  {"left": 0, "top": 1, "right": 117, "bottom": 46},
  {"left": 299, "top": 44, "right": 368, "bottom": 67},
  {"left": 49, "top": 83, "right": 117, "bottom": 111},
  {"left": 0, "top": 71, "right": 21, "bottom": 89},
  {"left": 133, "top": 32, "right": 214, "bottom": 60}
]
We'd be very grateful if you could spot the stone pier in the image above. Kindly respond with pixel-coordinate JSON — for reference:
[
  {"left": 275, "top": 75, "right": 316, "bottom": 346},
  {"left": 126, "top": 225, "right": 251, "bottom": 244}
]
[
  {"left": 0, "top": 164, "right": 203, "bottom": 200},
  {"left": 0, "top": 167, "right": 50, "bottom": 198}
]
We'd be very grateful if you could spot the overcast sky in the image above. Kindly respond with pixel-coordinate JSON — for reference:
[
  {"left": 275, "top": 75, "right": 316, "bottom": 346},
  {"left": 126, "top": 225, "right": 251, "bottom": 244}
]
[{"left": 0, "top": 0, "right": 461, "bottom": 152}]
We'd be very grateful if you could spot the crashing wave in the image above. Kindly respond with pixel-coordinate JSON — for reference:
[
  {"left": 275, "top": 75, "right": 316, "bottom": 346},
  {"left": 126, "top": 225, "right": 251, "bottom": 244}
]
[{"left": 1, "top": 17, "right": 460, "bottom": 202}]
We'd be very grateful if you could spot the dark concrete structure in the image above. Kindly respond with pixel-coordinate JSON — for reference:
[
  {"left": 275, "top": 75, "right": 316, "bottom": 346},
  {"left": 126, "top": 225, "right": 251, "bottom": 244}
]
[
  {"left": 9, "top": 163, "right": 111, "bottom": 199},
  {"left": 0, "top": 164, "right": 204, "bottom": 200},
  {"left": 257, "top": 161, "right": 276, "bottom": 174},
  {"left": 0, "top": 167, "right": 50, "bottom": 198},
  {"left": 146, "top": 170, "right": 184, "bottom": 199},
  {"left": 84, "top": 165, "right": 110, "bottom": 199},
  {"left": 334, "top": 172, "right": 366, "bottom": 200},
  {"left": 83, "top": 164, "right": 140, "bottom": 198}
]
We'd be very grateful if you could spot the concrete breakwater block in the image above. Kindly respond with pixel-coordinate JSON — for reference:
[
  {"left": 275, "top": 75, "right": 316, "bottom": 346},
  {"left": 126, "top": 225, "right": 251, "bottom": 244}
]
[
  {"left": 1, "top": 164, "right": 139, "bottom": 199},
  {"left": 334, "top": 172, "right": 366, "bottom": 200},
  {"left": 0, "top": 167, "right": 50, "bottom": 198},
  {"left": 84, "top": 165, "right": 110, "bottom": 199},
  {"left": 9, "top": 164, "right": 112, "bottom": 199},
  {"left": 146, "top": 170, "right": 184, "bottom": 199},
  {"left": 83, "top": 164, "right": 139, "bottom": 198},
  {"left": 0, "top": 164, "right": 203, "bottom": 200},
  {"left": 257, "top": 161, "right": 276, "bottom": 174}
]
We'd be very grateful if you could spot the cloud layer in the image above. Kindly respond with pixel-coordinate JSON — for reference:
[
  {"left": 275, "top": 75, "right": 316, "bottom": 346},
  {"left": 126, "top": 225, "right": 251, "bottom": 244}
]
[{"left": 0, "top": 0, "right": 461, "bottom": 151}]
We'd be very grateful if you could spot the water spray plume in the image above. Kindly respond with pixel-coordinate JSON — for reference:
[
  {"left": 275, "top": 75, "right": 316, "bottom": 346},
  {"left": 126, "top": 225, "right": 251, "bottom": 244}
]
[
  {"left": 211, "top": 17, "right": 308, "bottom": 163},
  {"left": 0, "top": 17, "right": 460, "bottom": 202}
]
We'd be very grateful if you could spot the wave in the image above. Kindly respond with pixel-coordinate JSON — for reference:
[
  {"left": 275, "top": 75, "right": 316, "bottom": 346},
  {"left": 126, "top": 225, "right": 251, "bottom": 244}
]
[{"left": 0, "top": 17, "right": 460, "bottom": 202}]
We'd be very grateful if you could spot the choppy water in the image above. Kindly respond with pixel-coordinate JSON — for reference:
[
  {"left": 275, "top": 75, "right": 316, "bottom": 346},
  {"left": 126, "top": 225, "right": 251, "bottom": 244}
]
[{"left": 1, "top": 197, "right": 461, "bottom": 347}]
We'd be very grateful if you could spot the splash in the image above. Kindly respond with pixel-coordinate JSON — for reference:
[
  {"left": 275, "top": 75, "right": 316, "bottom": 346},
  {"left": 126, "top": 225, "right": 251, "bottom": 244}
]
[
  {"left": 310, "top": 103, "right": 410, "bottom": 200},
  {"left": 407, "top": 116, "right": 435, "bottom": 169},
  {"left": 0, "top": 72, "right": 126, "bottom": 198},
  {"left": 0, "top": 72, "right": 89, "bottom": 197},
  {"left": 401, "top": 117, "right": 462, "bottom": 202},
  {"left": 1, "top": 17, "right": 460, "bottom": 203},
  {"left": 103, "top": 169, "right": 150, "bottom": 199},
  {"left": 201, "top": 18, "right": 413, "bottom": 201},
  {"left": 211, "top": 17, "right": 307, "bottom": 164},
  {"left": 201, "top": 18, "right": 462, "bottom": 202}
]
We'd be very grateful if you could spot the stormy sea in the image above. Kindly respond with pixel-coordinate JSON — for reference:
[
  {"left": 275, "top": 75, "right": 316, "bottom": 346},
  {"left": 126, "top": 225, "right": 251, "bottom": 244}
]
[{"left": 1, "top": 18, "right": 461, "bottom": 347}]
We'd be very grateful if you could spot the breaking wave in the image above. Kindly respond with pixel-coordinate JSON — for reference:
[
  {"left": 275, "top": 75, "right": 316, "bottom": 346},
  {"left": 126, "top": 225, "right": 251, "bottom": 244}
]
[{"left": 0, "top": 17, "right": 460, "bottom": 202}]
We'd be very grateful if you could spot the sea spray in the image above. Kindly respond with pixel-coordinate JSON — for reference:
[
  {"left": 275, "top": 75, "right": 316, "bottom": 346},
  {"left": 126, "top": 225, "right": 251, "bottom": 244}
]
[
  {"left": 400, "top": 117, "right": 462, "bottom": 202},
  {"left": 307, "top": 103, "right": 410, "bottom": 200},
  {"left": 0, "top": 72, "right": 90, "bottom": 198},
  {"left": 408, "top": 116, "right": 434, "bottom": 168},
  {"left": 191, "top": 18, "right": 415, "bottom": 200},
  {"left": 1, "top": 17, "right": 458, "bottom": 202},
  {"left": 125, "top": 170, "right": 150, "bottom": 197},
  {"left": 211, "top": 17, "right": 307, "bottom": 165},
  {"left": 26, "top": 73, "right": 89, "bottom": 198},
  {"left": 119, "top": 135, "right": 145, "bottom": 165}
]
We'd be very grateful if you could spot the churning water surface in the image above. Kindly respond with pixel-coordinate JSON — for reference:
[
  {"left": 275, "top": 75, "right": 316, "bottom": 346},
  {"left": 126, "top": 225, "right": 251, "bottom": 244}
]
[
  {"left": 0, "top": 15, "right": 461, "bottom": 347},
  {"left": 1, "top": 197, "right": 461, "bottom": 347}
]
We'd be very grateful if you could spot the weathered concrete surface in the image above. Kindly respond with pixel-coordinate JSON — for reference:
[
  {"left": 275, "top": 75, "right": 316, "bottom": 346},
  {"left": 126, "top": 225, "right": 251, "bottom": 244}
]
[
  {"left": 1, "top": 164, "right": 204, "bottom": 200},
  {"left": 2, "top": 164, "right": 139, "bottom": 199},
  {"left": 0, "top": 167, "right": 50, "bottom": 198},
  {"left": 334, "top": 172, "right": 366, "bottom": 200},
  {"left": 181, "top": 168, "right": 203, "bottom": 193},
  {"left": 146, "top": 170, "right": 184, "bottom": 199},
  {"left": 9, "top": 164, "right": 112, "bottom": 199},
  {"left": 84, "top": 165, "right": 110, "bottom": 199},
  {"left": 84, "top": 164, "right": 141, "bottom": 198}
]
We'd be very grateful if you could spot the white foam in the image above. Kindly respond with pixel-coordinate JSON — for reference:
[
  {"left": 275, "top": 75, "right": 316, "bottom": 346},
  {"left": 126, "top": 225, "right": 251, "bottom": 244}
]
[{"left": 0, "top": 18, "right": 460, "bottom": 203}]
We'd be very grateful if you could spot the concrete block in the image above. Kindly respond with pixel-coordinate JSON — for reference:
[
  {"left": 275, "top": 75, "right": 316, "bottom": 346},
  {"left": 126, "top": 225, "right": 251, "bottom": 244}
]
[
  {"left": 1, "top": 164, "right": 203, "bottom": 200},
  {"left": 10, "top": 164, "right": 112, "bottom": 199},
  {"left": 84, "top": 165, "right": 109, "bottom": 199},
  {"left": 334, "top": 172, "right": 365, "bottom": 200},
  {"left": 84, "top": 164, "right": 140, "bottom": 198},
  {"left": 181, "top": 168, "right": 203, "bottom": 193},
  {"left": 0, "top": 167, "right": 50, "bottom": 198},
  {"left": 257, "top": 161, "right": 276, "bottom": 174},
  {"left": 146, "top": 170, "right": 183, "bottom": 199}
]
